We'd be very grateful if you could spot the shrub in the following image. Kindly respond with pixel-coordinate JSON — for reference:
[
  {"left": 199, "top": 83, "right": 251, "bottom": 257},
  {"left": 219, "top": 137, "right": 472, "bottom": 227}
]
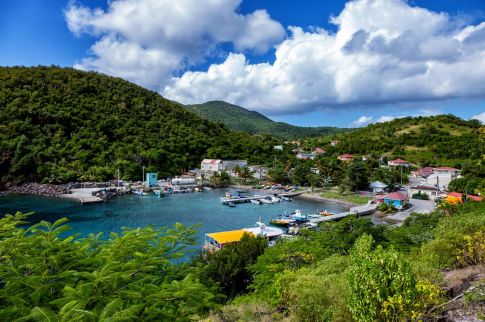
[
  {"left": 347, "top": 235, "right": 442, "bottom": 321},
  {"left": 412, "top": 192, "right": 430, "bottom": 200}
]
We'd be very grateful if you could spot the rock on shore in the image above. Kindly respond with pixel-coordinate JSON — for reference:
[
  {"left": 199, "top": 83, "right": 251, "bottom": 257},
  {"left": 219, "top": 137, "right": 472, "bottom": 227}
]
[{"left": 7, "top": 183, "right": 70, "bottom": 197}]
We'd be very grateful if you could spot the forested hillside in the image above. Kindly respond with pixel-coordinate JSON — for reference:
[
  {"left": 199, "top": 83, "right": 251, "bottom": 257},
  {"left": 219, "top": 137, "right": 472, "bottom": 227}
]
[
  {"left": 0, "top": 67, "right": 278, "bottom": 185},
  {"left": 312, "top": 115, "right": 482, "bottom": 166},
  {"left": 186, "top": 101, "right": 345, "bottom": 139}
]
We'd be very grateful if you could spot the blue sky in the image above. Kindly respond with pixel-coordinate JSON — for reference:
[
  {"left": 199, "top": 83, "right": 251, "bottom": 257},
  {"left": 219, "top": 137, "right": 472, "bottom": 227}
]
[{"left": 1, "top": 0, "right": 485, "bottom": 127}]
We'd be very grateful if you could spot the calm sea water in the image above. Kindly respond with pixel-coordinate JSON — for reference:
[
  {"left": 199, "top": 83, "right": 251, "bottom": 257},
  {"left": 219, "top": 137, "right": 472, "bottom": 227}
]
[{"left": 0, "top": 189, "right": 347, "bottom": 245}]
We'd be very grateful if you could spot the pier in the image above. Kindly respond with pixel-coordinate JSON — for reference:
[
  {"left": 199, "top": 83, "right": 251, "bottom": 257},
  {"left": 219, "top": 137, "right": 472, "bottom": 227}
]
[
  {"left": 309, "top": 204, "right": 377, "bottom": 223},
  {"left": 220, "top": 192, "right": 303, "bottom": 204}
]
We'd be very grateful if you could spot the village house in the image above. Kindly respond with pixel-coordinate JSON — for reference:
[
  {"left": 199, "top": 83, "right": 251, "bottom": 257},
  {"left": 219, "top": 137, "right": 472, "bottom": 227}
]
[
  {"left": 412, "top": 167, "right": 434, "bottom": 177},
  {"left": 313, "top": 147, "right": 326, "bottom": 155},
  {"left": 369, "top": 181, "right": 387, "bottom": 194},
  {"left": 201, "top": 159, "right": 223, "bottom": 172},
  {"left": 409, "top": 184, "right": 440, "bottom": 199},
  {"left": 388, "top": 158, "right": 410, "bottom": 167},
  {"left": 377, "top": 191, "right": 409, "bottom": 209},
  {"left": 337, "top": 154, "right": 354, "bottom": 161},
  {"left": 330, "top": 140, "right": 340, "bottom": 147},
  {"left": 201, "top": 159, "right": 248, "bottom": 174},
  {"left": 433, "top": 166, "right": 461, "bottom": 176},
  {"left": 273, "top": 145, "right": 283, "bottom": 151}
]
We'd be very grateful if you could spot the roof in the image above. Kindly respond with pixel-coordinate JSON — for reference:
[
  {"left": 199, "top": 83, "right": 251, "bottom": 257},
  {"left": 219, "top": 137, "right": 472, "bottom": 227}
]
[
  {"left": 244, "top": 226, "right": 284, "bottom": 238},
  {"left": 339, "top": 154, "right": 354, "bottom": 158},
  {"left": 382, "top": 192, "right": 408, "bottom": 201},
  {"left": 389, "top": 159, "right": 409, "bottom": 164},
  {"left": 370, "top": 181, "right": 387, "bottom": 188},
  {"left": 411, "top": 185, "right": 437, "bottom": 191},
  {"left": 434, "top": 166, "right": 459, "bottom": 171},
  {"left": 468, "top": 195, "right": 483, "bottom": 202},
  {"left": 447, "top": 192, "right": 463, "bottom": 198},
  {"left": 202, "top": 159, "right": 222, "bottom": 164},
  {"left": 207, "top": 230, "right": 253, "bottom": 244}
]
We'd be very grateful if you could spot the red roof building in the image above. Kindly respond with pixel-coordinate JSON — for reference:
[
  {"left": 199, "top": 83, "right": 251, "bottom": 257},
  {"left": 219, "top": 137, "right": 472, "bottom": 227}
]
[
  {"left": 313, "top": 147, "right": 326, "bottom": 155},
  {"left": 337, "top": 154, "right": 354, "bottom": 161},
  {"left": 467, "top": 195, "right": 483, "bottom": 202},
  {"left": 388, "top": 159, "right": 410, "bottom": 166}
]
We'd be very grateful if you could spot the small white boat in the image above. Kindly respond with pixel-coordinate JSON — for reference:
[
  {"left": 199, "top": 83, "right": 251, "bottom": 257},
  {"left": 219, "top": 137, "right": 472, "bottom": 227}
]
[
  {"left": 250, "top": 199, "right": 262, "bottom": 205},
  {"left": 260, "top": 198, "right": 273, "bottom": 204},
  {"left": 203, "top": 187, "right": 212, "bottom": 191},
  {"left": 280, "top": 196, "right": 291, "bottom": 202},
  {"left": 270, "top": 195, "right": 281, "bottom": 203},
  {"left": 132, "top": 189, "right": 148, "bottom": 196}
]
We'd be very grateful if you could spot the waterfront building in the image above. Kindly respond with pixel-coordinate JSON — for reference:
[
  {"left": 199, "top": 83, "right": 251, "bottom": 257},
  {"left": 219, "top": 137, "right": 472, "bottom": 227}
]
[{"left": 145, "top": 173, "right": 158, "bottom": 187}]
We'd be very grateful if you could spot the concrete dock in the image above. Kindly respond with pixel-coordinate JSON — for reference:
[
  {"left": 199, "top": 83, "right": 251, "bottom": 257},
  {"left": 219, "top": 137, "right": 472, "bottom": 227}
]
[
  {"left": 309, "top": 204, "right": 377, "bottom": 223},
  {"left": 220, "top": 192, "right": 303, "bottom": 204},
  {"left": 60, "top": 188, "right": 105, "bottom": 204}
]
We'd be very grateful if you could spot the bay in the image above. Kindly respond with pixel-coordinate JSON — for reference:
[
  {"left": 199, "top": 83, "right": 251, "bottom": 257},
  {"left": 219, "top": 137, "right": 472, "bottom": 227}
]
[{"left": 0, "top": 188, "right": 347, "bottom": 246}]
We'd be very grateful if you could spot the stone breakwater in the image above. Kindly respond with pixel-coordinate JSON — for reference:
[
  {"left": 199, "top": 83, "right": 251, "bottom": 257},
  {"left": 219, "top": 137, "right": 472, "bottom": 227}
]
[{"left": 7, "top": 183, "right": 70, "bottom": 197}]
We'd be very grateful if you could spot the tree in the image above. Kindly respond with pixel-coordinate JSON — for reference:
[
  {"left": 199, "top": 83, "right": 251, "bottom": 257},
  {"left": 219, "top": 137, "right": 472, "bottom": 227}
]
[
  {"left": 291, "top": 163, "right": 311, "bottom": 186},
  {"left": 202, "top": 234, "right": 267, "bottom": 298},
  {"left": 307, "top": 172, "right": 321, "bottom": 191},
  {"left": 239, "top": 166, "right": 254, "bottom": 183},
  {"left": 268, "top": 164, "right": 288, "bottom": 184},
  {"left": 340, "top": 160, "right": 369, "bottom": 192}
]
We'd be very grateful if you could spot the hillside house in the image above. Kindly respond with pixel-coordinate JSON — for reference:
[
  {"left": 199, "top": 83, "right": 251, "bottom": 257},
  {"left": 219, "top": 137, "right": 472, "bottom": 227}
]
[
  {"left": 433, "top": 167, "right": 461, "bottom": 176},
  {"left": 201, "top": 159, "right": 223, "bottom": 172},
  {"left": 313, "top": 147, "right": 326, "bottom": 155},
  {"left": 338, "top": 154, "right": 354, "bottom": 161},
  {"left": 369, "top": 181, "right": 387, "bottom": 193},
  {"left": 331, "top": 140, "right": 340, "bottom": 147},
  {"left": 378, "top": 192, "right": 409, "bottom": 209},
  {"left": 388, "top": 159, "right": 410, "bottom": 167},
  {"left": 409, "top": 184, "right": 439, "bottom": 199}
]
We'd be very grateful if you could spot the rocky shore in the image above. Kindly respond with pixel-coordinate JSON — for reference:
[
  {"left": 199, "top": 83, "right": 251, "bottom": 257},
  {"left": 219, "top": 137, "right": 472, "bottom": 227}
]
[{"left": 6, "top": 183, "right": 70, "bottom": 197}]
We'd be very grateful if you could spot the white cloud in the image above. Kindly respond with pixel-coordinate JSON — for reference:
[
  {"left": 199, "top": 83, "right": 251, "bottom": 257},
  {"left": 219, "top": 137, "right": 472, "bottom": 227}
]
[
  {"left": 352, "top": 115, "right": 373, "bottom": 127},
  {"left": 376, "top": 115, "right": 396, "bottom": 123},
  {"left": 65, "top": 0, "right": 284, "bottom": 90},
  {"left": 472, "top": 112, "right": 485, "bottom": 123},
  {"left": 164, "top": 0, "right": 485, "bottom": 114}
]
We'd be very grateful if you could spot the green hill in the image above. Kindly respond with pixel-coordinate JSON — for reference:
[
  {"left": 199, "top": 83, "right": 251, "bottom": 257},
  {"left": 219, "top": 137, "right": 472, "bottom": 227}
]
[
  {"left": 186, "top": 101, "right": 345, "bottom": 139},
  {"left": 0, "top": 67, "right": 278, "bottom": 185},
  {"left": 315, "top": 114, "right": 482, "bottom": 166}
]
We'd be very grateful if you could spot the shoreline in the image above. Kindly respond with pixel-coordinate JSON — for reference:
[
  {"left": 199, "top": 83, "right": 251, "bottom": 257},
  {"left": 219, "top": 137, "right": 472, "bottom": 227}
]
[
  {"left": 296, "top": 192, "right": 356, "bottom": 208},
  {"left": 228, "top": 184, "right": 355, "bottom": 208}
]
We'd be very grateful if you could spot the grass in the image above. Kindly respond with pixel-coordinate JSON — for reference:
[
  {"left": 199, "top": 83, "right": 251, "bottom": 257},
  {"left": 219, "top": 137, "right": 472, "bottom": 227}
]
[{"left": 319, "top": 190, "right": 372, "bottom": 205}]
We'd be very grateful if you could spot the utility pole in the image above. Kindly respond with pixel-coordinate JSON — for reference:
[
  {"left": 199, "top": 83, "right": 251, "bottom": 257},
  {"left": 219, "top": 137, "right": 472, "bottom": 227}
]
[
  {"left": 117, "top": 169, "right": 120, "bottom": 188},
  {"left": 142, "top": 166, "right": 145, "bottom": 187}
]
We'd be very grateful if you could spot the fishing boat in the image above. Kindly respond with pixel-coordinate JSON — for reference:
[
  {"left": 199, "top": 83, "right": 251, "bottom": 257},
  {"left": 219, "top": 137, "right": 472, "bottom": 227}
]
[
  {"left": 227, "top": 201, "right": 236, "bottom": 207},
  {"left": 270, "top": 195, "right": 281, "bottom": 203},
  {"left": 319, "top": 210, "right": 334, "bottom": 216},
  {"left": 289, "top": 210, "right": 309, "bottom": 222},
  {"left": 269, "top": 218, "right": 296, "bottom": 227},
  {"left": 154, "top": 189, "right": 165, "bottom": 197},
  {"left": 260, "top": 197, "right": 273, "bottom": 204},
  {"left": 250, "top": 199, "right": 262, "bottom": 205},
  {"left": 132, "top": 188, "right": 149, "bottom": 196},
  {"left": 280, "top": 196, "right": 291, "bottom": 202}
]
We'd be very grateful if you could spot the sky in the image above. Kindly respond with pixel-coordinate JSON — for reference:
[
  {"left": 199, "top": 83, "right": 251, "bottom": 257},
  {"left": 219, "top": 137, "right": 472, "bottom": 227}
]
[{"left": 1, "top": 0, "right": 485, "bottom": 127}]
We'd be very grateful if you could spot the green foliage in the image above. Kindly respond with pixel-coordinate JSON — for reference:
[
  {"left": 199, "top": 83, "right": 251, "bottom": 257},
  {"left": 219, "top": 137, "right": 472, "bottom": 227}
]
[
  {"left": 412, "top": 191, "right": 430, "bottom": 200},
  {"left": 420, "top": 203, "right": 485, "bottom": 269},
  {"left": 278, "top": 255, "right": 352, "bottom": 322},
  {"left": 186, "top": 101, "right": 346, "bottom": 139},
  {"left": 0, "top": 67, "right": 279, "bottom": 185},
  {"left": 0, "top": 212, "right": 218, "bottom": 321},
  {"left": 347, "top": 235, "right": 442, "bottom": 321},
  {"left": 209, "top": 171, "right": 232, "bottom": 187},
  {"left": 249, "top": 217, "right": 386, "bottom": 303},
  {"left": 378, "top": 202, "right": 397, "bottom": 213},
  {"left": 339, "top": 160, "right": 369, "bottom": 192},
  {"left": 312, "top": 114, "right": 481, "bottom": 166},
  {"left": 201, "top": 234, "right": 267, "bottom": 298}
]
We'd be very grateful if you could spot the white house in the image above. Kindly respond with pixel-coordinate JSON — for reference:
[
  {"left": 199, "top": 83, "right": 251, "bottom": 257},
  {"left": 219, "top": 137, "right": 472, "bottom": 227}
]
[
  {"left": 370, "top": 181, "right": 387, "bottom": 193},
  {"left": 201, "top": 159, "right": 223, "bottom": 172},
  {"left": 388, "top": 159, "right": 410, "bottom": 167},
  {"left": 433, "top": 167, "right": 461, "bottom": 177},
  {"left": 409, "top": 184, "right": 440, "bottom": 200}
]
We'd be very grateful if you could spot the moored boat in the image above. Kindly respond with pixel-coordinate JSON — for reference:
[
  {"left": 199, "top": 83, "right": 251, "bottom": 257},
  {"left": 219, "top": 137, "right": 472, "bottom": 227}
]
[{"left": 269, "top": 218, "right": 296, "bottom": 227}]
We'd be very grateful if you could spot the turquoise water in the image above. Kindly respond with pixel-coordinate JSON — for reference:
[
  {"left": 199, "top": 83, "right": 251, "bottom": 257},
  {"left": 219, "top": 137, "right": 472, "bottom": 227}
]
[{"left": 0, "top": 189, "right": 347, "bottom": 245}]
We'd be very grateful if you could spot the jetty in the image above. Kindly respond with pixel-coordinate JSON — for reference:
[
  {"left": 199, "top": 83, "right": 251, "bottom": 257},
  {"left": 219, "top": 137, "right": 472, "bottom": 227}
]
[
  {"left": 220, "top": 192, "right": 303, "bottom": 204},
  {"left": 309, "top": 204, "right": 377, "bottom": 223}
]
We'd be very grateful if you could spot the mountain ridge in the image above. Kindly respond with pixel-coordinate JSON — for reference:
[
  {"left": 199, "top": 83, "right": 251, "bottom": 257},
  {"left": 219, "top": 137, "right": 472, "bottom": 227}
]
[{"left": 185, "top": 100, "right": 347, "bottom": 139}]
